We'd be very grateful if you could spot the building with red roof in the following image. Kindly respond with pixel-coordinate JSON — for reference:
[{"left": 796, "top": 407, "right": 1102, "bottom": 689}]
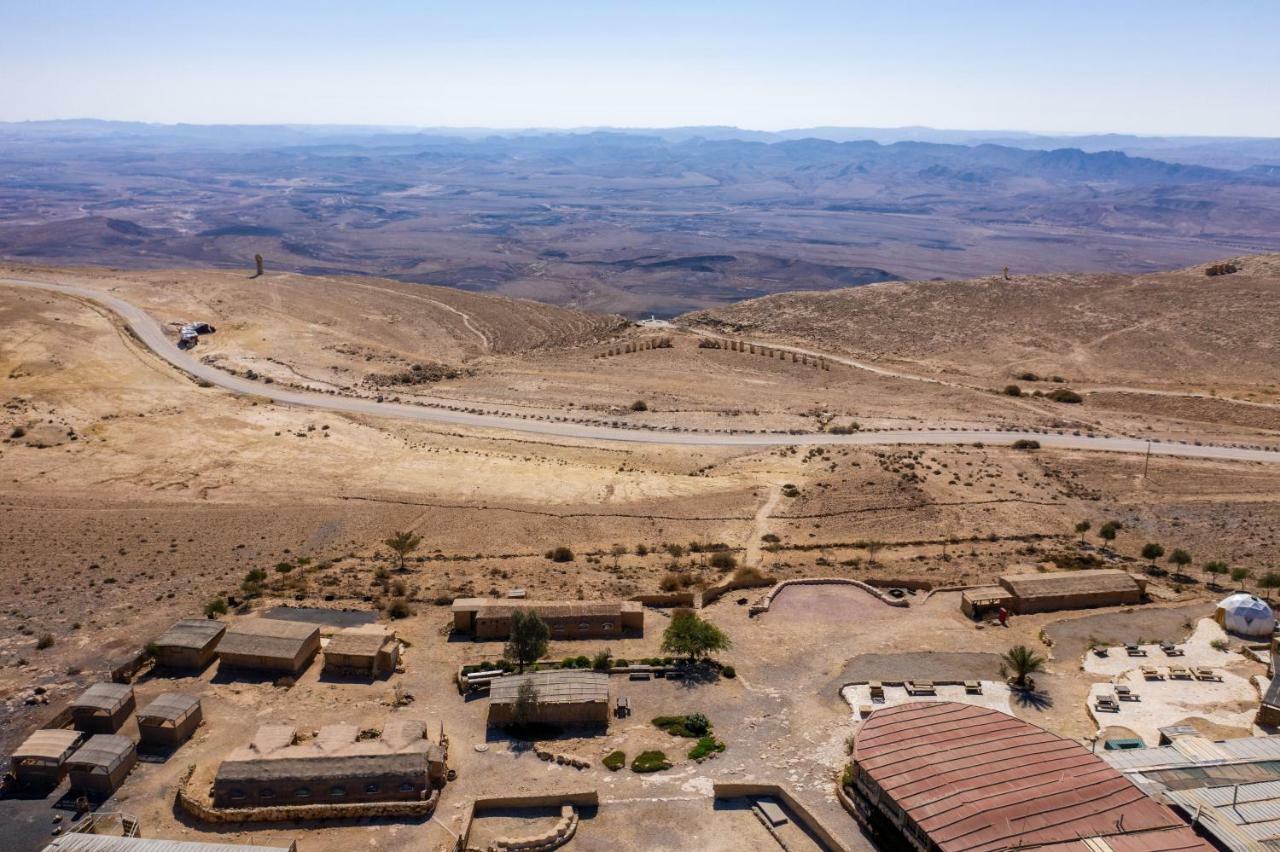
[{"left": 848, "top": 701, "right": 1210, "bottom": 851}]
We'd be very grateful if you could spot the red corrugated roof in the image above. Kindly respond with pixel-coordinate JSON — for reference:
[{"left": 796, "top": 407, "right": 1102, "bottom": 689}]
[{"left": 855, "top": 702, "right": 1212, "bottom": 852}]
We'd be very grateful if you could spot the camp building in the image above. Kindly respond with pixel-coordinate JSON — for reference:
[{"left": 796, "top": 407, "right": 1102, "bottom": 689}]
[
  {"left": 451, "top": 598, "right": 643, "bottom": 640},
  {"left": 322, "top": 625, "right": 399, "bottom": 678},
  {"left": 150, "top": 618, "right": 226, "bottom": 669},
  {"left": 43, "top": 837, "right": 296, "bottom": 852},
  {"left": 961, "top": 568, "right": 1145, "bottom": 618},
  {"left": 488, "top": 671, "right": 609, "bottom": 726},
  {"left": 70, "top": 683, "right": 136, "bottom": 734},
  {"left": 212, "top": 718, "right": 444, "bottom": 808},
  {"left": 850, "top": 702, "right": 1210, "bottom": 851},
  {"left": 137, "top": 693, "right": 202, "bottom": 747},
  {"left": 10, "top": 728, "right": 83, "bottom": 787},
  {"left": 216, "top": 618, "right": 320, "bottom": 674},
  {"left": 66, "top": 734, "right": 137, "bottom": 797}
]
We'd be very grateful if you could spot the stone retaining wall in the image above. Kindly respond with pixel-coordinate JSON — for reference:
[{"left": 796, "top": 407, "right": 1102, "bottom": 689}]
[
  {"left": 177, "top": 769, "right": 439, "bottom": 823},
  {"left": 749, "top": 578, "right": 909, "bottom": 615},
  {"left": 454, "top": 791, "right": 599, "bottom": 852},
  {"left": 712, "top": 783, "right": 851, "bottom": 852}
]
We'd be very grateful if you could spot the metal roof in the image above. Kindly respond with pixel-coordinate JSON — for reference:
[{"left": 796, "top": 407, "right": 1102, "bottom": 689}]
[
  {"left": 137, "top": 693, "right": 200, "bottom": 723},
  {"left": 324, "top": 626, "right": 395, "bottom": 658},
  {"left": 489, "top": 671, "right": 609, "bottom": 706},
  {"left": 72, "top": 683, "right": 133, "bottom": 714},
  {"left": 66, "top": 735, "right": 134, "bottom": 771},
  {"left": 44, "top": 836, "right": 292, "bottom": 852},
  {"left": 152, "top": 618, "right": 226, "bottom": 651},
  {"left": 452, "top": 598, "right": 639, "bottom": 618},
  {"left": 12, "top": 729, "right": 83, "bottom": 761},
  {"left": 854, "top": 702, "right": 1210, "bottom": 852},
  {"left": 216, "top": 718, "right": 439, "bottom": 784},
  {"left": 1167, "top": 779, "right": 1280, "bottom": 851},
  {"left": 1105, "top": 735, "right": 1280, "bottom": 771}
]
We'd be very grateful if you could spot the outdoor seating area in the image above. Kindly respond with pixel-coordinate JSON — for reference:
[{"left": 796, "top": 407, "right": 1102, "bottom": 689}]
[{"left": 904, "top": 680, "right": 936, "bottom": 696}]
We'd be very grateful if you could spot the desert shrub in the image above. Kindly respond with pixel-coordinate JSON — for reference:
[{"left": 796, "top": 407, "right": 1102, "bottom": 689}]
[
  {"left": 547, "top": 546, "right": 574, "bottom": 563},
  {"left": 204, "top": 597, "right": 229, "bottom": 617},
  {"left": 635, "top": 543, "right": 649, "bottom": 556},
  {"left": 386, "top": 598, "right": 412, "bottom": 619},
  {"left": 781, "top": 484, "right": 800, "bottom": 498},
  {"left": 665, "top": 543, "right": 686, "bottom": 557},
  {"left": 721, "top": 664, "right": 736, "bottom": 678},
  {"left": 1016, "top": 371, "right": 1040, "bottom": 382},
  {"left": 732, "top": 565, "right": 768, "bottom": 585},
  {"left": 630, "top": 751, "right": 671, "bottom": 773},
  {"left": 603, "top": 750, "right": 626, "bottom": 771},
  {"left": 9, "top": 425, "right": 26, "bottom": 439},
  {"left": 275, "top": 562, "right": 294, "bottom": 573},
  {"left": 592, "top": 649, "right": 612, "bottom": 670},
  {"left": 659, "top": 572, "right": 684, "bottom": 592},
  {"left": 36, "top": 633, "right": 54, "bottom": 650},
  {"left": 1003, "top": 384, "right": 1022, "bottom": 397},
  {"left": 1046, "top": 388, "right": 1083, "bottom": 404},
  {"left": 1211, "top": 638, "right": 1230, "bottom": 652},
  {"left": 1011, "top": 439, "right": 1041, "bottom": 450},
  {"left": 708, "top": 551, "right": 737, "bottom": 571},
  {"left": 841, "top": 764, "right": 854, "bottom": 787},
  {"left": 688, "top": 736, "right": 726, "bottom": 761},
  {"left": 653, "top": 713, "right": 711, "bottom": 738},
  {"left": 828, "top": 423, "right": 860, "bottom": 434},
  {"left": 1205, "top": 262, "right": 1239, "bottom": 277},
  {"left": 630, "top": 400, "right": 648, "bottom": 411},
  {"left": 614, "top": 658, "right": 630, "bottom": 667}
]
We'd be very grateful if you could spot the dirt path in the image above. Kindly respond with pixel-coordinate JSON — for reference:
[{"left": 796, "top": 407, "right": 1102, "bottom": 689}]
[{"left": 744, "top": 484, "right": 782, "bottom": 567}]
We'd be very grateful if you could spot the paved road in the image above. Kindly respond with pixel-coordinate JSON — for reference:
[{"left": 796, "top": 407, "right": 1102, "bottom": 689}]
[{"left": 5, "top": 276, "right": 1279, "bottom": 464}]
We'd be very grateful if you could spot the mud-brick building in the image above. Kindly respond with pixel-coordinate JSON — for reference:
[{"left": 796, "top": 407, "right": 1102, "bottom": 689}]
[
  {"left": 212, "top": 718, "right": 445, "bottom": 808},
  {"left": 961, "top": 569, "right": 1145, "bottom": 618},
  {"left": 216, "top": 618, "right": 320, "bottom": 674},
  {"left": 150, "top": 618, "right": 226, "bottom": 670},
  {"left": 487, "top": 671, "right": 609, "bottom": 727},
  {"left": 451, "top": 599, "right": 643, "bottom": 640},
  {"left": 322, "top": 626, "right": 399, "bottom": 678}
]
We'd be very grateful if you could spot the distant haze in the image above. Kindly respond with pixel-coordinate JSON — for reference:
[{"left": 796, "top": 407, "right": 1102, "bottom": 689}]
[{"left": 3, "top": 1, "right": 1280, "bottom": 136}]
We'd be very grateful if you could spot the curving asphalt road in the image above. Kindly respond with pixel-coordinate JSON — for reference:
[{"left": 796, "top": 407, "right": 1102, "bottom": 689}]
[{"left": 5, "top": 276, "right": 1278, "bottom": 464}]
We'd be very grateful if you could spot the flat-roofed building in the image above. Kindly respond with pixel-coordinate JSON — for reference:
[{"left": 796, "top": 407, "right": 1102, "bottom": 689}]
[
  {"left": 44, "top": 836, "right": 296, "bottom": 852},
  {"left": 849, "top": 702, "right": 1210, "bottom": 851},
  {"left": 216, "top": 618, "right": 320, "bottom": 674},
  {"left": 488, "top": 671, "right": 609, "bottom": 726},
  {"left": 150, "top": 618, "right": 226, "bottom": 670},
  {"left": 322, "top": 626, "right": 399, "bottom": 678},
  {"left": 962, "top": 568, "right": 1145, "bottom": 617},
  {"left": 212, "top": 718, "right": 444, "bottom": 809},
  {"left": 451, "top": 599, "right": 642, "bottom": 640},
  {"left": 71, "top": 683, "right": 136, "bottom": 734},
  {"left": 10, "top": 728, "right": 83, "bottom": 787},
  {"left": 136, "top": 693, "right": 202, "bottom": 747},
  {"left": 66, "top": 734, "right": 137, "bottom": 797}
]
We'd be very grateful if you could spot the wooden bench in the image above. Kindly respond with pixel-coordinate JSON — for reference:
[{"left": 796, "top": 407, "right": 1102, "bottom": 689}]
[
  {"left": 1140, "top": 666, "right": 1163, "bottom": 680},
  {"left": 964, "top": 681, "right": 982, "bottom": 695}
]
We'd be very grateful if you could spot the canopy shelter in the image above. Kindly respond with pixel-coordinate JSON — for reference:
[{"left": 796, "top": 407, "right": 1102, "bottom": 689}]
[
  {"left": 10, "top": 728, "right": 84, "bottom": 786},
  {"left": 70, "top": 683, "right": 136, "bottom": 734},
  {"left": 137, "top": 693, "right": 202, "bottom": 747}
]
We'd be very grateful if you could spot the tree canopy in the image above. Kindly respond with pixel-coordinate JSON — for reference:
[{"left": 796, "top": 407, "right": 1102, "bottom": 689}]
[
  {"left": 384, "top": 530, "right": 422, "bottom": 571},
  {"left": 505, "top": 609, "right": 550, "bottom": 673},
  {"left": 661, "top": 609, "right": 732, "bottom": 662}
]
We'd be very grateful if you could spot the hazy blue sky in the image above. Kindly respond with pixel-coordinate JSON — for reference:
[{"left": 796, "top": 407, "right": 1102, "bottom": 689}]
[{"left": 4, "top": 1, "right": 1277, "bottom": 135}]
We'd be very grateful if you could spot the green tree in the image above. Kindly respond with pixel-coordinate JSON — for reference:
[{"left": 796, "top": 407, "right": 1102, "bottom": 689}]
[
  {"left": 1141, "top": 543, "right": 1165, "bottom": 567},
  {"left": 1231, "top": 566, "right": 1251, "bottom": 590},
  {"left": 661, "top": 609, "right": 732, "bottom": 662},
  {"left": 1074, "top": 520, "right": 1091, "bottom": 545},
  {"left": 610, "top": 544, "right": 627, "bottom": 568},
  {"left": 1168, "top": 548, "right": 1192, "bottom": 577},
  {"left": 1000, "top": 645, "right": 1046, "bottom": 689},
  {"left": 1260, "top": 572, "right": 1280, "bottom": 601},
  {"left": 1204, "top": 560, "right": 1229, "bottom": 588},
  {"left": 505, "top": 609, "right": 550, "bottom": 673},
  {"left": 1099, "top": 521, "right": 1119, "bottom": 548},
  {"left": 384, "top": 530, "right": 422, "bottom": 572}
]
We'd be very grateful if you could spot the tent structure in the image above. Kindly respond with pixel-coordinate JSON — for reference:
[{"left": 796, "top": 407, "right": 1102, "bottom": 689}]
[{"left": 1215, "top": 593, "right": 1276, "bottom": 638}]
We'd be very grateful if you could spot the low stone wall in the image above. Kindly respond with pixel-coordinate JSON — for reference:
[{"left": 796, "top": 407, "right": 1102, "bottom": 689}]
[
  {"left": 177, "top": 769, "right": 439, "bottom": 823},
  {"left": 532, "top": 746, "right": 591, "bottom": 770},
  {"left": 482, "top": 804, "right": 578, "bottom": 851},
  {"left": 630, "top": 592, "right": 696, "bottom": 608},
  {"left": 455, "top": 791, "right": 599, "bottom": 852},
  {"left": 701, "top": 573, "right": 776, "bottom": 607},
  {"left": 749, "top": 578, "right": 909, "bottom": 616},
  {"left": 712, "top": 783, "right": 851, "bottom": 852}
]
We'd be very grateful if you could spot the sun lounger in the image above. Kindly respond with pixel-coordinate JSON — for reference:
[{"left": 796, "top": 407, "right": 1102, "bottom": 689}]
[
  {"left": 1095, "top": 695, "right": 1120, "bottom": 713},
  {"left": 1193, "top": 667, "right": 1221, "bottom": 681},
  {"left": 1126, "top": 644, "right": 1148, "bottom": 657},
  {"left": 905, "top": 680, "right": 936, "bottom": 696},
  {"left": 1141, "top": 666, "right": 1163, "bottom": 680},
  {"left": 964, "top": 681, "right": 982, "bottom": 695},
  {"left": 869, "top": 681, "right": 885, "bottom": 702},
  {"left": 1168, "top": 665, "right": 1193, "bottom": 680}
]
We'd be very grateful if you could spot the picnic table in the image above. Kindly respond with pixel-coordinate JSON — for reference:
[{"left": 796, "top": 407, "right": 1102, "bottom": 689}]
[
  {"left": 1095, "top": 695, "right": 1120, "bottom": 713},
  {"left": 964, "top": 681, "right": 982, "bottom": 695},
  {"left": 1160, "top": 641, "right": 1185, "bottom": 656},
  {"left": 1141, "top": 666, "right": 1163, "bottom": 680},
  {"left": 615, "top": 696, "right": 631, "bottom": 718},
  {"left": 905, "top": 680, "right": 937, "bottom": 696},
  {"left": 869, "top": 681, "right": 885, "bottom": 702},
  {"left": 1194, "top": 667, "right": 1221, "bottom": 681},
  {"left": 1115, "top": 684, "right": 1140, "bottom": 702},
  {"left": 1125, "top": 644, "right": 1148, "bottom": 657},
  {"left": 1168, "top": 665, "right": 1193, "bottom": 680}
]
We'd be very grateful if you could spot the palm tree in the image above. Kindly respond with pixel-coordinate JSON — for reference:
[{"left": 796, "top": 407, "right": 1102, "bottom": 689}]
[{"left": 1000, "top": 645, "right": 1046, "bottom": 689}]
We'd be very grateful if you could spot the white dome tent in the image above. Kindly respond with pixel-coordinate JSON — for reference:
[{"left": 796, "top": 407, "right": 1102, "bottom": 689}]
[{"left": 1215, "top": 592, "right": 1276, "bottom": 638}]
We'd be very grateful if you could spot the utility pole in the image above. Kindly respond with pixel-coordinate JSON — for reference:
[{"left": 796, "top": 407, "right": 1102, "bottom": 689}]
[{"left": 1143, "top": 441, "right": 1152, "bottom": 479}]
